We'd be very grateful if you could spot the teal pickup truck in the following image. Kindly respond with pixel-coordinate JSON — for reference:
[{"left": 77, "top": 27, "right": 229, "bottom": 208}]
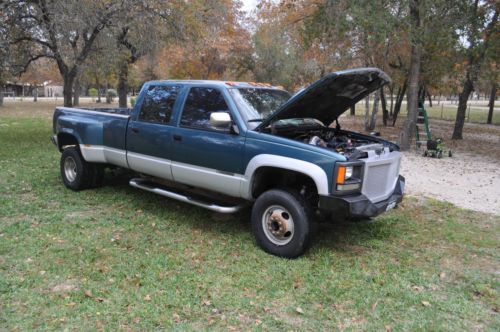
[{"left": 52, "top": 68, "right": 404, "bottom": 258}]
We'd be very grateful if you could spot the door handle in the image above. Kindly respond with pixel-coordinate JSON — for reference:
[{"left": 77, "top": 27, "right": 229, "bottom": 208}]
[
  {"left": 173, "top": 134, "right": 182, "bottom": 141},
  {"left": 131, "top": 127, "right": 139, "bottom": 133}
]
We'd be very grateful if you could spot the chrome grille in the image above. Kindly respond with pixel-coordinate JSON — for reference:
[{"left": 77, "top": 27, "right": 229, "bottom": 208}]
[{"left": 361, "top": 150, "right": 401, "bottom": 203}]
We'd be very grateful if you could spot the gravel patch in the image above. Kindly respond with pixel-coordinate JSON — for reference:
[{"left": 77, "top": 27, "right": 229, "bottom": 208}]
[{"left": 401, "top": 151, "right": 500, "bottom": 215}]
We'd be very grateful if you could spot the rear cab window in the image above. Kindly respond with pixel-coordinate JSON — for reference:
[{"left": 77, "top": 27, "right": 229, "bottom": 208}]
[{"left": 138, "top": 85, "right": 181, "bottom": 124}]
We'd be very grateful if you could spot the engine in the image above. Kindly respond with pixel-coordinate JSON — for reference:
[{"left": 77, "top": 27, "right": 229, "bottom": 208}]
[{"left": 299, "top": 130, "right": 385, "bottom": 159}]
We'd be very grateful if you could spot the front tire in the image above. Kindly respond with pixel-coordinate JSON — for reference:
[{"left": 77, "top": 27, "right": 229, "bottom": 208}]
[
  {"left": 251, "top": 189, "right": 313, "bottom": 258},
  {"left": 60, "top": 147, "right": 104, "bottom": 191}
]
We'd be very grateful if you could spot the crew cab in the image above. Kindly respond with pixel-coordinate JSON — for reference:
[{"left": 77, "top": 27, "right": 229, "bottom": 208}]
[{"left": 52, "top": 68, "right": 405, "bottom": 258}]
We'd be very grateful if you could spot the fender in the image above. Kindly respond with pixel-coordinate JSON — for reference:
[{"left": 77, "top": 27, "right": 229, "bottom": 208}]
[
  {"left": 240, "top": 154, "right": 329, "bottom": 199},
  {"left": 57, "top": 128, "right": 82, "bottom": 148}
]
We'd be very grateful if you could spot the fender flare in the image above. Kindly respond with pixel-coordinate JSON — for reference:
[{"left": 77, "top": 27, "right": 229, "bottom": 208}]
[
  {"left": 57, "top": 128, "right": 82, "bottom": 149},
  {"left": 240, "top": 154, "right": 329, "bottom": 199}
]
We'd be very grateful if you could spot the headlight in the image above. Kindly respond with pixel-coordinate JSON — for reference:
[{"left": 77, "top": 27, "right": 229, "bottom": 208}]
[
  {"left": 335, "top": 163, "right": 362, "bottom": 192},
  {"left": 345, "top": 166, "right": 353, "bottom": 180}
]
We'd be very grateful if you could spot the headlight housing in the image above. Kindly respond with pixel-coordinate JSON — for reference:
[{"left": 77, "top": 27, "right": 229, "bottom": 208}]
[{"left": 334, "top": 162, "right": 363, "bottom": 193}]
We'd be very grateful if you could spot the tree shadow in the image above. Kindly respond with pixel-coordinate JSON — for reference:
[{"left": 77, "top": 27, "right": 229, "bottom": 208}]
[{"left": 99, "top": 170, "right": 398, "bottom": 256}]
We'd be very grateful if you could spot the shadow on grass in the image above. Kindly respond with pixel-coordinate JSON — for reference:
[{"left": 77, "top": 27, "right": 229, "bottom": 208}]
[{"left": 97, "top": 169, "right": 401, "bottom": 257}]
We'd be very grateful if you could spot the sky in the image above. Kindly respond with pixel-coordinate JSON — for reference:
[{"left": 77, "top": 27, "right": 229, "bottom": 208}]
[{"left": 241, "top": 0, "right": 259, "bottom": 13}]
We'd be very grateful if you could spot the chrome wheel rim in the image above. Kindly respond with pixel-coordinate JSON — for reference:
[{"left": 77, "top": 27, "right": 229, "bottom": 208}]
[
  {"left": 64, "top": 156, "right": 77, "bottom": 182},
  {"left": 262, "top": 205, "right": 294, "bottom": 245}
]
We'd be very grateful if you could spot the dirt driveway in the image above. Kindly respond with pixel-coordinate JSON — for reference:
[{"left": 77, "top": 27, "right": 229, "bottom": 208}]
[{"left": 401, "top": 151, "right": 500, "bottom": 215}]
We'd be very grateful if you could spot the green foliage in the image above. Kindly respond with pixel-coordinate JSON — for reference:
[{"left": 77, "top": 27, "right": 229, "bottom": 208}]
[
  {"left": 130, "top": 97, "right": 136, "bottom": 107},
  {"left": 88, "top": 88, "right": 98, "bottom": 98}
]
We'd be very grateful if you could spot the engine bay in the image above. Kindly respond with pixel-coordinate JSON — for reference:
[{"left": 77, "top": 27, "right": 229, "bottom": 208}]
[
  {"left": 268, "top": 119, "right": 396, "bottom": 160},
  {"left": 297, "top": 130, "right": 390, "bottom": 159}
]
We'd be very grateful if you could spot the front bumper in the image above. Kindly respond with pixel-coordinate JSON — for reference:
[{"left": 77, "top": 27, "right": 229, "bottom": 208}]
[{"left": 318, "top": 175, "right": 405, "bottom": 219}]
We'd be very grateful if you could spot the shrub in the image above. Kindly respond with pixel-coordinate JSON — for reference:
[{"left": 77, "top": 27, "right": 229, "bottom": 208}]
[{"left": 89, "top": 88, "right": 98, "bottom": 101}]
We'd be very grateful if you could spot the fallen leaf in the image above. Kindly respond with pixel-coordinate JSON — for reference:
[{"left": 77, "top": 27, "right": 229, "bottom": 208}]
[
  {"left": 385, "top": 325, "right": 392, "bottom": 332},
  {"left": 412, "top": 285, "right": 424, "bottom": 292},
  {"left": 371, "top": 300, "right": 379, "bottom": 311},
  {"left": 95, "top": 297, "right": 104, "bottom": 303},
  {"left": 172, "top": 312, "right": 181, "bottom": 323},
  {"left": 201, "top": 299, "right": 211, "bottom": 306},
  {"left": 296, "top": 307, "right": 304, "bottom": 314},
  {"left": 144, "top": 294, "right": 151, "bottom": 301},
  {"left": 65, "top": 302, "right": 76, "bottom": 307},
  {"left": 439, "top": 272, "right": 446, "bottom": 279},
  {"left": 421, "top": 301, "right": 431, "bottom": 307},
  {"left": 84, "top": 290, "right": 93, "bottom": 298}
]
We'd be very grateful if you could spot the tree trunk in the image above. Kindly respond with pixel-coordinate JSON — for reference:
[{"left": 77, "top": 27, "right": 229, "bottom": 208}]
[
  {"left": 392, "top": 80, "right": 408, "bottom": 126},
  {"left": 350, "top": 105, "right": 355, "bottom": 116},
  {"left": 63, "top": 75, "right": 75, "bottom": 107},
  {"left": 487, "top": 82, "right": 496, "bottom": 124},
  {"left": 364, "top": 94, "right": 370, "bottom": 131},
  {"left": 452, "top": 6, "right": 498, "bottom": 139},
  {"left": 118, "top": 60, "right": 128, "bottom": 108},
  {"left": 33, "top": 86, "right": 38, "bottom": 102},
  {"left": 426, "top": 90, "right": 432, "bottom": 107},
  {"left": 399, "top": 0, "right": 422, "bottom": 150},
  {"left": 368, "top": 91, "right": 380, "bottom": 130},
  {"left": 389, "top": 85, "right": 394, "bottom": 116},
  {"left": 105, "top": 81, "right": 111, "bottom": 104},
  {"left": 73, "top": 75, "right": 80, "bottom": 106},
  {"left": 0, "top": 91, "right": 4, "bottom": 107},
  {"left": 381, "top": 87, "right": 389, "bottom": 126}
]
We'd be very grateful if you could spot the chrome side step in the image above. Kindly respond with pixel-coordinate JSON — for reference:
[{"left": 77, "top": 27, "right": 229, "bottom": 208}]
[{"left": 129, "top": 178, "right": 246, "bottom": 214}]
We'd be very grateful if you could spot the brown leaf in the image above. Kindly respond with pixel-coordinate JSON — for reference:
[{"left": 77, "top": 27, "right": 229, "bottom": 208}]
[
  {"left": 95, "top": 297, "right": 104, "bottom": 303},
  {"left": 439, "top": 272, "right": 446, "bottom": 279},
  {"left": 201, "top": 299, "right": 211, "bottom": 306},
  {"left": 412, "top": 285, "right": 424, "bottom": 292},
  {"left": 172, "top": 312, "right": 181, "bottom": 323},
  {"left": 65, "top": 302, "right": 76, "bottom": 307},
  {"left": 385, "top": 325, "right": 392, "bottom": 332},
  {"left": 295, "top": 307, "right": 304, "bottom": 314},
  {"left": 144, "top": 294, "right": 151, "bottom": 301},
  {"left": 84, "top": 290, "right": 93, "bottom": 298},
  {"left": 421, "top": 301, "right": 431, "bottom": 307},
  {"left": 371, "top": 300, "right": 379, "bottom": 311}
]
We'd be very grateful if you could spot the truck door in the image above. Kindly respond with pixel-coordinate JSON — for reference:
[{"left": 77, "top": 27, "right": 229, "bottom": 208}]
[
  {"left": 126, "top": 84, "right": 182, "bottom": 180},
  {"left": 170, "top": 86, "right": 245, "bottom": 197}
]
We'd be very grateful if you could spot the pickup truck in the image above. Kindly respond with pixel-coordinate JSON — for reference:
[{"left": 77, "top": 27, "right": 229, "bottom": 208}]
[{"left": 52, "top": 67, "right": 404, "bottom": 258}]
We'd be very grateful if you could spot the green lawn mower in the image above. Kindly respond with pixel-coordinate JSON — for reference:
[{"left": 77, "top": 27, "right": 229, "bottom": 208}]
[{"left": 423, "top": 138, "right": 452, "bottom": 158}]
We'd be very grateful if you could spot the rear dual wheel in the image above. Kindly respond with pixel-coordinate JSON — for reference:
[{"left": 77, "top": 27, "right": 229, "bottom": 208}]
[
  {"left": 251, "top": 189, "right": 313, "bottom": 258},
  {"left": 60, "top": 147, "right": 104, "bottom": 191}
]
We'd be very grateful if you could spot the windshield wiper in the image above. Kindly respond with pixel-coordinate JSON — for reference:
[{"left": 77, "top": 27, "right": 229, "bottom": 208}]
[{"left": 247, "top": 118, "right": 264, "bottom": 122}]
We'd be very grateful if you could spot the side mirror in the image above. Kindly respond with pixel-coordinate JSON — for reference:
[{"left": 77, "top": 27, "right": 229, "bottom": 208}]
[{"left": 210, "top": 112, "right": 232, "bottom": 129}]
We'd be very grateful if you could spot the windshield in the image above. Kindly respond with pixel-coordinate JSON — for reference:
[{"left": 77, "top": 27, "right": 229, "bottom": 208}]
[{"left": 229, "top": 88, "right": 291, "bottom": 129}]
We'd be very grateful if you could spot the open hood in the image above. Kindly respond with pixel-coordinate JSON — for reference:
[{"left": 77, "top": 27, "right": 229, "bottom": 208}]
[{"left": 257, "top": 68, "right": 391, "bottom": 130}]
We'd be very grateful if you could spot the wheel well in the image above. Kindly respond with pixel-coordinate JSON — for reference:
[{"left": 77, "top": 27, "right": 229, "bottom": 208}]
[
  {"left": 57, "top": 133, "right": 79, "bottom": 151},
  {"left": 251, "top": 167, "right": 319, "bottom": 204}
]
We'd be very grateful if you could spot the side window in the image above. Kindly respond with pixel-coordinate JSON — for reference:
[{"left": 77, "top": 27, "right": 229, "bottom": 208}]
[
  {"left": 138, "top": 85, "right": 180, "bottom": 124},
  {"left": 180, "top": 87, "right": 230, "bottom": 130}
]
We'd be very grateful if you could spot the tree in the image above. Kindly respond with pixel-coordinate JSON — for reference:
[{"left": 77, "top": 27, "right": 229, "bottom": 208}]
[
  {"left": 399, "top": 0, "right": 422, "bottom": 150},
  {"left": 114, "top": 1, "right": 189, "bottom": 108},
  {"left": 3, "top": 0, "right": 129, "bottom": 107},
  {"left": 452, "top": 1, "right": 498, "bottom": 139}
]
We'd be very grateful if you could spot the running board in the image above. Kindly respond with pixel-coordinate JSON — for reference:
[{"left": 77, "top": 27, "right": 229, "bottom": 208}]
[{"left": 129, "top": 178, "right": 246, "bottom": 214}]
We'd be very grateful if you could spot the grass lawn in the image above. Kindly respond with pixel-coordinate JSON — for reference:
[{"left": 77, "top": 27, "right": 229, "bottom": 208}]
[{"left": 1, "top": 103, "right": 499, "bottom": 330}]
